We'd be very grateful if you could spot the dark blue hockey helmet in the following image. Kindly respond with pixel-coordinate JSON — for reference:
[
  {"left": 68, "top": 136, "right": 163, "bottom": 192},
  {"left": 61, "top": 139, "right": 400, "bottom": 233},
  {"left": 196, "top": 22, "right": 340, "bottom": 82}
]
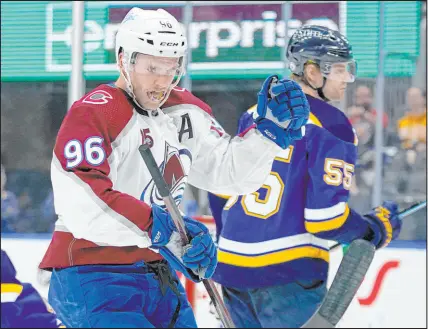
[{"left": 286, "top": 25, "right": 356, "bottom": 83}]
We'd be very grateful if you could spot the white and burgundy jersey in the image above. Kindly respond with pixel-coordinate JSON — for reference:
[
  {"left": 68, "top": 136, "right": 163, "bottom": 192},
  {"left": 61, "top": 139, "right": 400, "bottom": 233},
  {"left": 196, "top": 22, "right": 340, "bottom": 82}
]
[{"left": 40, "top": 83, "right": 281, "bottom": 269}]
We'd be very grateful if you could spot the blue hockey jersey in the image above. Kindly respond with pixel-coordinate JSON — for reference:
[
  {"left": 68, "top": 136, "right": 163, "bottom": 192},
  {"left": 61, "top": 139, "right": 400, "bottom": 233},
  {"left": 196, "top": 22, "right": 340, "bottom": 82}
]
[
  {"left": 1, "top": 250, "right": 64, "bottom": 328},
  {"left": 209, "top": 94, "right": 371, "bottom": 289}
]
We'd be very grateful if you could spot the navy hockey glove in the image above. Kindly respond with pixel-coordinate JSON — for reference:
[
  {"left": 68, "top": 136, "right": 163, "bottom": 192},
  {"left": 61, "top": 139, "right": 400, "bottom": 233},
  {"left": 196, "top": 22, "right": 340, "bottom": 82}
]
[
  {"left": 255, "top": 75, "right": 309, "bottom": 149},
  {"left": 150, "top": 204, "right": 217, "bottom": 282},
  {"left": 362, "top": 201, "right": 402, "bottom": 249}
]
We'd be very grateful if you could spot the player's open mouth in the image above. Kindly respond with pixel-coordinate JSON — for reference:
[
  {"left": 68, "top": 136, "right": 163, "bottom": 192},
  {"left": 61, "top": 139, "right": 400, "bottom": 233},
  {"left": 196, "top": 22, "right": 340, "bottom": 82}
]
[{"left": 147, "top": 91, "right": 165, "bottom": 102}]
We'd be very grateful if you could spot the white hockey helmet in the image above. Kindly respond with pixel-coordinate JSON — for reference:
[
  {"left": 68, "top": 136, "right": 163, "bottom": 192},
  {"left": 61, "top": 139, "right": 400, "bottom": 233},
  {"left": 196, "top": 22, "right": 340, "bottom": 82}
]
[{"left": 115, "top": 8, "right": 187, "bottom": 109}]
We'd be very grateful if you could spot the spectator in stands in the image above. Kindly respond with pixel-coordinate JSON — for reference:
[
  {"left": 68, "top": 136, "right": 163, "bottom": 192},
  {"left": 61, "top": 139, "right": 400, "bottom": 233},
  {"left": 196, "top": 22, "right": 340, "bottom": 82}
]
[
  {"left": 392, "top": 87, "right": 427, "bottom": 238},
  {"left": 347, "top": 85, "right": 390, "bottom": 155},
  {"left": 346, "top": 86, "right": 381, "bottom": 211},
  {"left": 347, "top": 86, "right": 397, "bottom": 212},
  {"left": 397, "top": 87, "right": 427, "bottom": 153},
  {"left": 347, "top": 104, "right": 374, "bottom": 149},
  {"left": 1, "top": 164, "right": 20, "bottom": 233},
  {"left": 395, "top": 87, "right": 427, "bottom": 193},
  {"left": 349, "top": 85, "right": 389, "bottom": 129}
]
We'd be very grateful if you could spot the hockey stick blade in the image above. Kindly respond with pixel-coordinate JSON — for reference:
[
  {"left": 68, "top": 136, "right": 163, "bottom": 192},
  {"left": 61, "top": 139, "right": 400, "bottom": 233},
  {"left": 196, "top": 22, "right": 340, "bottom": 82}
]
[
  {"left": 302, "top": 239, "right": 375, "bottom": 328},
  {"left": 138, "top": 145, "right": 236, "bottom": 328}
]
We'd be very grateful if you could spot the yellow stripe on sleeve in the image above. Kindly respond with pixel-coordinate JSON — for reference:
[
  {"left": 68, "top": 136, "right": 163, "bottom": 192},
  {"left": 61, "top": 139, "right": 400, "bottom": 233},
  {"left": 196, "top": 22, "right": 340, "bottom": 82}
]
[{"left": 305, "top": 204, "right": 350, "bottom": 233}]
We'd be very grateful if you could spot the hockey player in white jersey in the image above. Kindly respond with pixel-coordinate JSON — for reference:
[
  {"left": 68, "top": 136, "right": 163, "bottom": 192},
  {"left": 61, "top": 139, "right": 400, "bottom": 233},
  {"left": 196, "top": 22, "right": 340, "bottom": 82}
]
[{"left": 39, "top": 7, "right": 310, "bottom": 328}]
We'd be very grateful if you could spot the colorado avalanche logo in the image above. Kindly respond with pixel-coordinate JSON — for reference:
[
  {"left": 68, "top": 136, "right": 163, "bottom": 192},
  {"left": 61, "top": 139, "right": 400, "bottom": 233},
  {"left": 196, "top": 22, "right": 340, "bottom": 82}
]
[
  {"left": 82, "top": 90, "right": 113, "bottom": 105},
  {"left": 140, "top": 142, "right": 191, "bottom": 208}
]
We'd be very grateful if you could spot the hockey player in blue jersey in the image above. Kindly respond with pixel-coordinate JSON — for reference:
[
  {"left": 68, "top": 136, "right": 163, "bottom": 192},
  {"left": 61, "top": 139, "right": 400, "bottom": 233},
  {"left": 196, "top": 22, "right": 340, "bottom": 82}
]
[
  {"left": 208, "top": 25, "right": 403, "bottom": 328},
  {"left": 1, "top": 250, "right": 64, "bottom": 328}
]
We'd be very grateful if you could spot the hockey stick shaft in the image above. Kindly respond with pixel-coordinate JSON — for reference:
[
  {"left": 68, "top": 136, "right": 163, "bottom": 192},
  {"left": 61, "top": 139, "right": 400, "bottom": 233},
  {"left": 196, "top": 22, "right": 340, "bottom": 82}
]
[
  {"left": 398, "top": 200, "right": 427, "bottom": 219},
  {"left": 138, "top": 145, "right": 236, "bottom": 329},
  {"left": 329, "top": 201, "right": 427, "bottom": 251}
]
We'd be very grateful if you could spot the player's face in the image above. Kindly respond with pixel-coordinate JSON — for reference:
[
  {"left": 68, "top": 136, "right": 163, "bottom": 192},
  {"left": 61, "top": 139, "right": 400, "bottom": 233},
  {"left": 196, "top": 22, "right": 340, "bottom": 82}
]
[
  {"left": 323, "top": 62, "right": 356, "bottom": 101},
  {"left": 323, "top": 77, "right": 348, "bottom": 101},
  {"left": 129, "top": 53, "right": 182, "bottom": 110}
]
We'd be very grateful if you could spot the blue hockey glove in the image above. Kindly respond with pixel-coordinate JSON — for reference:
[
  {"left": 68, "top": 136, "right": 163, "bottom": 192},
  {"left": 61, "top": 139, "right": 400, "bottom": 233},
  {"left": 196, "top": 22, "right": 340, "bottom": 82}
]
[
  {"left": 255, "top": 119, "right": 305, "bottom": 149},
  {"left": 362, "top": 201, "right": 402, "bottom": 249},
  {"left": 150, "top": 204, "right": 217, "bottom": 282},
  {"left": 255, "top": 75, "right": 309, "bottom": 149},
  {"left": 182, "top": 233, "right": 217, "bottom": 279}
]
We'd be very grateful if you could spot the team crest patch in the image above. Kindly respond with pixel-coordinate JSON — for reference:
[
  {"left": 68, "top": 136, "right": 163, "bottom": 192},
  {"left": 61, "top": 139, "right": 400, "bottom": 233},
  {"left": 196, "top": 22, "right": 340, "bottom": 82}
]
[
  {"left": 83, "top": 90, "right": 113, "bottom": 105},
  {"left": 140, "top": 142, "right": 192, "bottom": 207}
]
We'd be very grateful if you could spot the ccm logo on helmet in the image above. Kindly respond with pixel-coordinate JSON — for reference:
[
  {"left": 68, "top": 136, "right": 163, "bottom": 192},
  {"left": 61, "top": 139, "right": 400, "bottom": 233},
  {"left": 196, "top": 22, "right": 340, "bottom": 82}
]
[{"left": 160, "top": 42, "right": 179, "bottom": 47}]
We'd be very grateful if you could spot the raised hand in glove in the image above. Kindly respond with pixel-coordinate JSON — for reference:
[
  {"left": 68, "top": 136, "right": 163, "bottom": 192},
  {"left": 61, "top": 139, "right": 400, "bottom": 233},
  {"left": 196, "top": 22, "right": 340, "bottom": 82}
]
[
  {"left": 362, "top": 201, "right": 402, "bottom": 249},
  {"left": 255, "top": 75, "right": 310, "bottom": 149},
  {"left": 150, "top": 204, "right": 217, "bottom": 282}
]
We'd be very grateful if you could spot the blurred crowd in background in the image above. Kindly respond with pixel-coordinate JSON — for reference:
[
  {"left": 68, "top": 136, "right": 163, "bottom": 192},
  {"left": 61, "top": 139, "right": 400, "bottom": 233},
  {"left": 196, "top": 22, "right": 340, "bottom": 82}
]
[{"left": 346, "top": 85, "right": 426, "bottom": 240}]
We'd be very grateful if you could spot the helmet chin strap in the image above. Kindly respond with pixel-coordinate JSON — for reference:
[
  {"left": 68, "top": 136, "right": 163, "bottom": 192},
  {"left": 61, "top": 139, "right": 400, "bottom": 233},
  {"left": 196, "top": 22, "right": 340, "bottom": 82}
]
[
  {"left": 302, "top": 74, "right": 330, "bottom": 102},
  {"left": 316, "top": 78, "right": 330, "bottom": 102},
  {"left": 122, "top": 57, "right": 149, "bottom": 111}
]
